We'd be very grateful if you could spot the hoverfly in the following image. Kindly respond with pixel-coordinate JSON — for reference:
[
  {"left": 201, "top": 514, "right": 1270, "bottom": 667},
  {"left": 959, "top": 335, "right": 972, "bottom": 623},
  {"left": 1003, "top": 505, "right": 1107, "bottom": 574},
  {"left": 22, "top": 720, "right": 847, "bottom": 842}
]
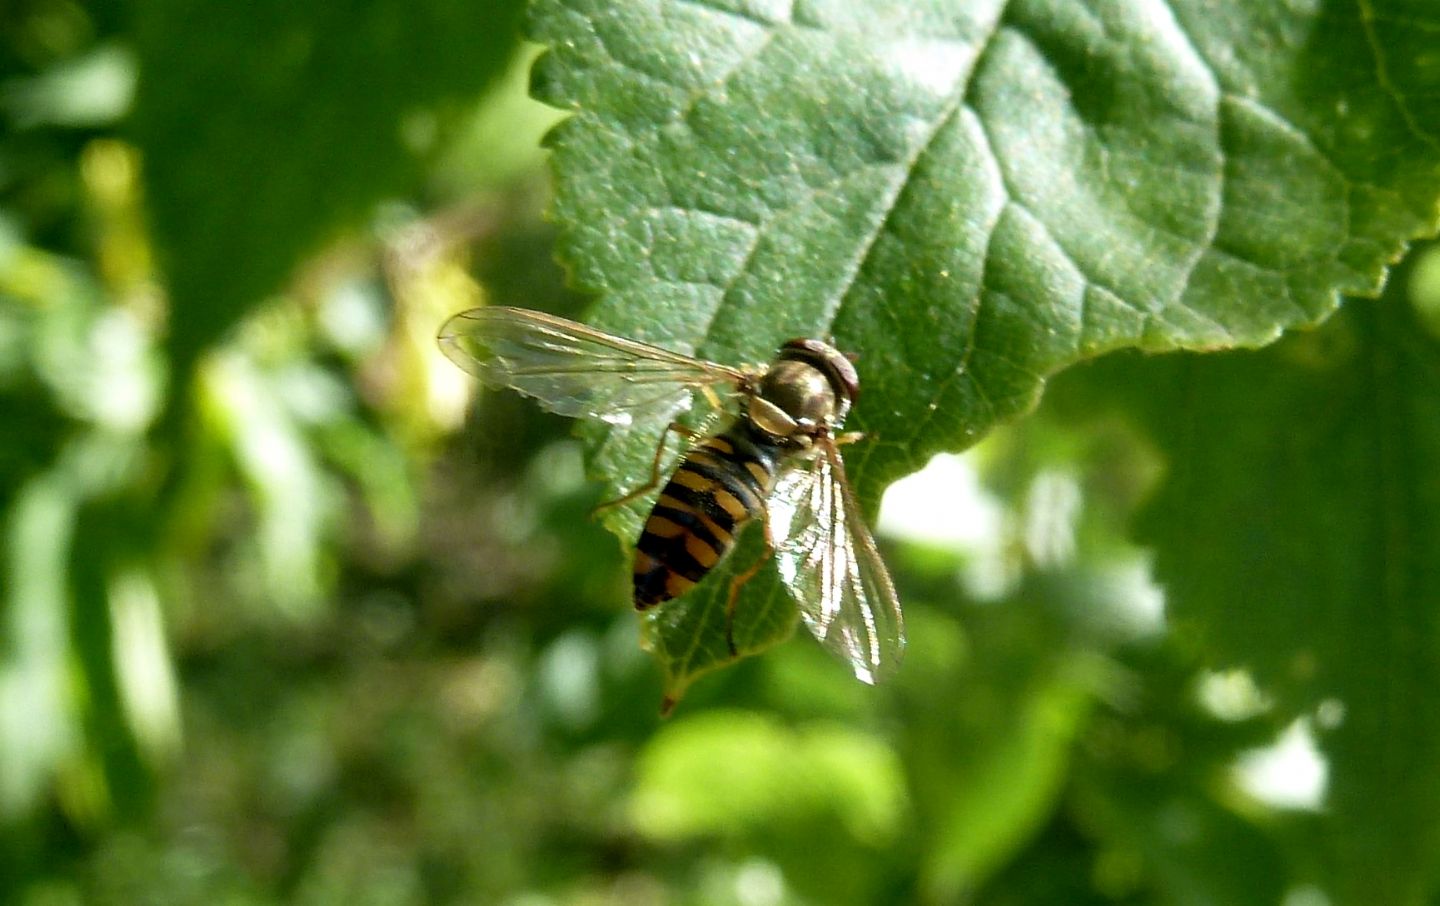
[{"left": 438, "top": 307, "right": 904, "bottom": 684}]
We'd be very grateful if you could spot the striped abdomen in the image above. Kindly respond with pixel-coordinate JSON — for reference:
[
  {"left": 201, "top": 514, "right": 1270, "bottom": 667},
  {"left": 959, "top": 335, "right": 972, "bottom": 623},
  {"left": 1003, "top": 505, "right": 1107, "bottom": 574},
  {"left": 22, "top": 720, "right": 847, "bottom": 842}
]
[{"left": 633, "top": 426, "right": 781, "bottom": 609}]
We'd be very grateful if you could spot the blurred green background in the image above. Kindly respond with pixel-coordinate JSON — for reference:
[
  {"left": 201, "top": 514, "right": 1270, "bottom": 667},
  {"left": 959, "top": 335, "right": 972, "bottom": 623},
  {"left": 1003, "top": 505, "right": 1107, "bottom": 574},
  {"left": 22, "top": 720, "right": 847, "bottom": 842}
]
[{"left": 3, "top": 2, "right": 1440, "bottom": 904}]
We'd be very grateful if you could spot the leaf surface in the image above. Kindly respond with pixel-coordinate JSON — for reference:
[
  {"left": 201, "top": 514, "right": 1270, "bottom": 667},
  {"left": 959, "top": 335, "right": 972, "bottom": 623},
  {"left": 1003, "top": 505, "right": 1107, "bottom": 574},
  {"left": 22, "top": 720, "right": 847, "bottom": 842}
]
[{"left": 529, "top": 0, "right": 1440, "bottom": 699}]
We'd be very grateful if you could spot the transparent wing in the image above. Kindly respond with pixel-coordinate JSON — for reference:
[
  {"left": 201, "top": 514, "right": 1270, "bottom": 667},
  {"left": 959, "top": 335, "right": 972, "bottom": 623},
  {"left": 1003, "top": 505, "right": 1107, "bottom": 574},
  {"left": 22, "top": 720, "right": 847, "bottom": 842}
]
[
  {"left": 438, "top": 307, "right": 749, "bottom": 426},
  {"left": 769, "top": 440, "right": 905, "bottom": 684}
]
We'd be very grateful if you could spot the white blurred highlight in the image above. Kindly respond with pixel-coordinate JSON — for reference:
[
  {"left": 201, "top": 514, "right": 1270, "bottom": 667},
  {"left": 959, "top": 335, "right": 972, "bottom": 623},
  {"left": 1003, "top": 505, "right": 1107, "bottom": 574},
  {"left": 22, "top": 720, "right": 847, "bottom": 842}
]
[
  {"left": 1233, "top": 718, "right": 1328, "bottom": 811},
  {"left": 877, "top": 451, "right": 1003, "bottom": 548},
  {"left": 110, "top": 568, "right": 181, "bottom": 762}
]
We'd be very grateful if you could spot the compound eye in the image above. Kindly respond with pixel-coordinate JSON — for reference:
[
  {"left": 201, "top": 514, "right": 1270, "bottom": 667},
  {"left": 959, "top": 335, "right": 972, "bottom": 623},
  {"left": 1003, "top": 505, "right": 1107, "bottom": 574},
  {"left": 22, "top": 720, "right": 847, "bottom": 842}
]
[{"left": 776, "top": 339, "right": 860, "bottom": 406}]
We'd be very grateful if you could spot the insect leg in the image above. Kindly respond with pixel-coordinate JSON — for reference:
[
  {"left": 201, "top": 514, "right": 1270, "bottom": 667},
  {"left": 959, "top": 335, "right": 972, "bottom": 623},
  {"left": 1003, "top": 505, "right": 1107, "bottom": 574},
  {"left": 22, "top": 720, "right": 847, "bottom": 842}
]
[
  {"left": 699, "top": 384, "right": 724, "bottom": 411},
  {"left": 723, "top": 513, "right": 778, "bottom": 656},
  {"left": 590, "top": 421, "right": 700, "bottom": 517}
]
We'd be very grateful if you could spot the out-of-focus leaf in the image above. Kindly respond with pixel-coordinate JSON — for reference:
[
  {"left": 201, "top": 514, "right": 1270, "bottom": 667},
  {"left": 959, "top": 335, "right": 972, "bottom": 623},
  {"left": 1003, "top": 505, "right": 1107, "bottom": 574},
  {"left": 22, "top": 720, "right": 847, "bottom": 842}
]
[
  {"left": 970, "top": 815, "right": 1124, "bottom": 906},
  {"left": 1, "top": 456, "right": 150, "bottom": 824},
  {"left": 632, "top": 709, "right": 904, "bottom": 841},
  {"left": 889, "top": 597, "right": 1094, "bottom": 901},
  {"left": 631, "top": 709, "right": 906, "bottom": 903},
  {"left": 0, "top": 212, "right": 167, "bottom": 824},
  {"left": 913, "top": 661, "right": 1090, "bottom": 899},
  {"left": 69, "top": 503, "right": 156, "bottom": 820},
  {"left": 0, "top": 44, "right": 134, "bottom": 128},
  {"left": 432, "top": 43, "right": 566, "bottom": 194},
  {"left": 1049, "top": 279, "right": 1440, "bottom": 903},
  {"left": 317, "top": 419, "right": 418, "bottom": 553},
  {"left": 528, "top": 0, "right": 1440, "bottom": 698},
  {"left": 131, "top": 0, "right": 526, "bottom": 379},
  {"left": 1076, "top": 758, "right": 1291, "bottom": 906},
  {"left": 0, "top": 472, "right": 79, "bottom": 818},
  {"left": 197, "top": 351, "right": 334, "bottom": 617},
  {"left": 1412, "top": 244, "right": 1440, "bottom": 338},
  {"left": 1063, "top": 647, "right": 1293, "bottom": 906},
  {"left": 105, "top": 565, "right": 180, "bottom": 766}
]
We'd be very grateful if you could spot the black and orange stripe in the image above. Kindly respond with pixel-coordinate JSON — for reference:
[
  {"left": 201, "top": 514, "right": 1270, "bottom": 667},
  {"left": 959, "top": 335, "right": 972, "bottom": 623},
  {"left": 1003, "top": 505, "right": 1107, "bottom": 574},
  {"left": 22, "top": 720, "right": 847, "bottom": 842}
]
[{"left": 633, "top": 426, "right": 781, "bottom": 609}]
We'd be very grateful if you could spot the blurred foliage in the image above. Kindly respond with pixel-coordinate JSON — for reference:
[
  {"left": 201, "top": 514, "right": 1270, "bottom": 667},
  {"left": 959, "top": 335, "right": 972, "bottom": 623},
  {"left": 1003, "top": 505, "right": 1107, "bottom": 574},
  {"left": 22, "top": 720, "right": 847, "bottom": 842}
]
[
  {"left": 131, "top": 0, "right": 527, "bottom": 381},
  {"left": 1047, "top": 276, "right": 1440, "bottom": 905},
  {"left": 0, "top": 2, "right": 1438, "bottom": 906}
]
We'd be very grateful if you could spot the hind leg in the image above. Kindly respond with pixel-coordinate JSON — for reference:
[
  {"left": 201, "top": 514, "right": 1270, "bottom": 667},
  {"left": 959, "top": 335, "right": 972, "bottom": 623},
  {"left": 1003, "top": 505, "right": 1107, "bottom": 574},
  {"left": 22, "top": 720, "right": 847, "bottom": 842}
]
[
  {"left": 590, "top": 421, "right": 700, "bottom": 517},
  {"left": 723, "top": 511, "right": 779, "bottom": 656}
]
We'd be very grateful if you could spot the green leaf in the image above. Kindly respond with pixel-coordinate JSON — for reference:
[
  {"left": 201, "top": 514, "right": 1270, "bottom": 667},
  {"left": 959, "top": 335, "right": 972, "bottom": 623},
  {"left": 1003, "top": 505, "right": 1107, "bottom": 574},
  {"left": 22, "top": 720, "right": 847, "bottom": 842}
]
[
  {"left": 131, "top": 0, "right": 526, "bottom": 380},
  {"left": 1047, "top": 272, "right": 1440, "bottom": 903},
  {"left": 0, "top": 473, "right": 80, "bottom": 818},
  {"left": 631, "top": 709, "right": 907, "bottom": 903},
  {"left": 1064, "top": 647, "right": 1293, "bottom": 906},
  {"left": 69, "top": 504, "right": 162, "bottom": 820},
  {"left": 904, "top": 634, "right": 1093, "bottom": 899},
  {"left": 529, "top": 0, "right": 1440, "bottom": 699},
  {"left": 1074, "top": 754, "right": 1292, "bottom": 906}
]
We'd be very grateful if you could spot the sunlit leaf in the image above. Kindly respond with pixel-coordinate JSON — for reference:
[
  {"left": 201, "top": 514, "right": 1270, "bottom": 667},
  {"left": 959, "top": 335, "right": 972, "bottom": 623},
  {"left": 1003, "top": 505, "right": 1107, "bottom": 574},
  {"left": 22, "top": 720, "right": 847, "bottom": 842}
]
[
  {"left": 198, "top": 352, "right": 334, "bottom": 617},
  {"left": 529, "top": 0, "right": 1440, "bottom": 698},
  {"left": 0, "top": 473, "right": 79, "bottom": 817},
  {"left": 631, "top": 709, "right": 907, "bottom": 903}
]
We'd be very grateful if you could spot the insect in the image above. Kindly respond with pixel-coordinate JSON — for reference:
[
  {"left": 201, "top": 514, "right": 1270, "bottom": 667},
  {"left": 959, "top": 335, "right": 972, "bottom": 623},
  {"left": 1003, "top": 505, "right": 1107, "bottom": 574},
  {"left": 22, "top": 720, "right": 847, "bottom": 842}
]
[{"left": 438, "top": 307, "right": 904, "bottom": 684}]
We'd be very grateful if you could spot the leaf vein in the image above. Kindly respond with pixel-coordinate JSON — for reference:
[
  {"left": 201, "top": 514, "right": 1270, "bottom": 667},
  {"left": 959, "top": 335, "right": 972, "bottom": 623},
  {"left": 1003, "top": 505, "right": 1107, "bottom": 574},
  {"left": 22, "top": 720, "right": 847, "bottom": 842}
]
[
  {"left": 1358, "top": 0, "right": 1440, "bottom": 152},
  {"left": 669, "top": 0, "right": 795, "bottom": 30}
]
